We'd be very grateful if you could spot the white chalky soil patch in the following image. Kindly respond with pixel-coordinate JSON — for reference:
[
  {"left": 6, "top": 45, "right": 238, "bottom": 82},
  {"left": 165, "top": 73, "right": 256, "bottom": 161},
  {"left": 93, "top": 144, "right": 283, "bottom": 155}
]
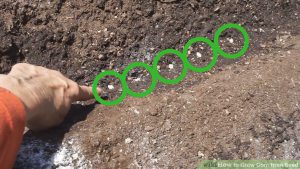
[{"left": 14, "top": 137, "right": 92, "bottom": 169}]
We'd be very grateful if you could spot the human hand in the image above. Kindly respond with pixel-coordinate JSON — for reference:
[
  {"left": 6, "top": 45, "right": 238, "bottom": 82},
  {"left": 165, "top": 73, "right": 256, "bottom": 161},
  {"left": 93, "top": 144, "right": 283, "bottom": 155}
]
[{"left": 0, "top": 63, "right": 99, "bottom": 131}]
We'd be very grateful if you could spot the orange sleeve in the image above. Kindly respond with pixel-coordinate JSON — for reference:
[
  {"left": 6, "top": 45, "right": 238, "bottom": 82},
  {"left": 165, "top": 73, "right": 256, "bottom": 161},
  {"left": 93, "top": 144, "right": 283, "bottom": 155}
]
[{"left": 0, "top": 87, "right": 26, "bottom": 169}]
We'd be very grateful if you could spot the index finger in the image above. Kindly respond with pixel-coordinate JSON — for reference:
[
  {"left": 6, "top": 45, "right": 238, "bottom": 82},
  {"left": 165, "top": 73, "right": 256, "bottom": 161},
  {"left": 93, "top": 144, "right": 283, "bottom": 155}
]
[{"left": 75, "top": 85, "right": 101, "bottom": 101}]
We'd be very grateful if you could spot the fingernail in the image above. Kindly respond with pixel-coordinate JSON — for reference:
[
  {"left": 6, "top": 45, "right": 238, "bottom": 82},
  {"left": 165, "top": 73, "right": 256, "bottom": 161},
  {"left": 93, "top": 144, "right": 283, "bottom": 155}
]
[{"left": 97, "top": 87, "right": 101, "bottom": 93}]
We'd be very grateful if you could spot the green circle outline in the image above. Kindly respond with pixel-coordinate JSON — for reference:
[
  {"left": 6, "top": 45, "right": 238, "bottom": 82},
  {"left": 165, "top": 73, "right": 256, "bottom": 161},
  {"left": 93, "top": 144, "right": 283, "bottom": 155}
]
[
  {"left": 183, "top": 37, "right": 219, "bottom": 73},
  {"left": 152, "top": 49, "right": 188, "bottom": 85},
  {"left": 92, "top": 23, "right": 250, "bottom": 106},
  {"left": 214, "top": 23, "right": 250, "bottom": 59},
  {"left": 121, "top": 62, "right": 157, "bottom": 98},
  {"left": 92, "top": 70, "right": 127, "bottom": 106}
]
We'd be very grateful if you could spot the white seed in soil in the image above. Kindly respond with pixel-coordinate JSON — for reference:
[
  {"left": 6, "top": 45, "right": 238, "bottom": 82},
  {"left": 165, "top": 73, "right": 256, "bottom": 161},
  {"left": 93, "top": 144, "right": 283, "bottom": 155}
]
[
  {"left": 108, "top": 85, "right": 114, "bottom": 90},
  {"left": 134, "top": 78, "right": 141, "bottom": 82},
  {"left": 259, "top": 28, "right": 265, "bottom": 32},
  {"left": 228, "top": 38, "right": 234, "bottom": 43},
  {"left": 168, "top": 64, "right": 174, "bottom": 69},
  {"left": 196, "top": 52, "right": 202, "bottom": 58}
]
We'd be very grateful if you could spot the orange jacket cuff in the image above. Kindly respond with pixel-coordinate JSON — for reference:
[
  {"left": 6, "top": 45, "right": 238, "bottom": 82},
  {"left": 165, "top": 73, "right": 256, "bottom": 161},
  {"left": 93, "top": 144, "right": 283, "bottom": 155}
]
[{"left": 0, "top": 87, "right": 26, "bottom": 169}]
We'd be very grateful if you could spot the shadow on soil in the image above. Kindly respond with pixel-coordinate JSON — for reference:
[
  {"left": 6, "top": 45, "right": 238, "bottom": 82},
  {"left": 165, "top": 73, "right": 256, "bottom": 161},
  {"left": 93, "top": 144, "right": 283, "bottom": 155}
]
[{"left": 14, "top": 103, "right": 96, "bottom": 169}]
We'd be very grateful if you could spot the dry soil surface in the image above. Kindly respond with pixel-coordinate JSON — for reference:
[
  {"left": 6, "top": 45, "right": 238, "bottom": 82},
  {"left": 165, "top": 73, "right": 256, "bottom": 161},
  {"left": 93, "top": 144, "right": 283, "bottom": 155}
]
[{"left": 15, "top": 36, "right": 300, "bottom": 168}]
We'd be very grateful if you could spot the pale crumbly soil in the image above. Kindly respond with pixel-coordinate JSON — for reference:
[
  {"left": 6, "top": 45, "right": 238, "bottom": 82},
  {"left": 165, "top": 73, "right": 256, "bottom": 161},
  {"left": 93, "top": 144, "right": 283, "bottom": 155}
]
[{"left": 16, "top": 36, "right": 300, "bottom": 169}]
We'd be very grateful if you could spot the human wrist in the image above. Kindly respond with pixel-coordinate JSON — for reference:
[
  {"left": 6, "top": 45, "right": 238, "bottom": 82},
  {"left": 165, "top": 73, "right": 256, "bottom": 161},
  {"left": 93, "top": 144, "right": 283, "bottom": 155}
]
[
  {"left": 0, "top": 86, "right": 26, "bottom": 129},
  {"left": 0, "top": 75, "right": 29, "bottom": 122}
]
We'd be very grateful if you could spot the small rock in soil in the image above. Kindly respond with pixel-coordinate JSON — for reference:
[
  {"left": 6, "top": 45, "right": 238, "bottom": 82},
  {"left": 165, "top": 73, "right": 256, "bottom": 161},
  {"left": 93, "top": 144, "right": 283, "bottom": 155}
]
[
  {"left": 145, "top": 126, "right": 155, "bottom": 131},
  {"left": 125, "top": 138, "right": 133, "bottom": 144}
]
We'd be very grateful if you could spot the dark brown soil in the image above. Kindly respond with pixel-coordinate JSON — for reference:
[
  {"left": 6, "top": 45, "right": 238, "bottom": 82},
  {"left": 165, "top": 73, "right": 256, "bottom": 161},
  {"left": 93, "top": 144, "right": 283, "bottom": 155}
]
[
  {"left": 1, "top": 0, "right": 299, "bottom": 95},
  {"left": 1, "top": 0, "right": 299, "bottom": 168}
]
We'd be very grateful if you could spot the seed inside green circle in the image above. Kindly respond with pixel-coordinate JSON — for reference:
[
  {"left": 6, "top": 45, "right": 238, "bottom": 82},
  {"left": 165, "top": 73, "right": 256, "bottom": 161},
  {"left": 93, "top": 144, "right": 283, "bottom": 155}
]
[
  {"left": 92, "top": 23, "right": 250, "bottom": 106},
  {"left": 152, "top": 49, "right": 188, "bottom": 85},
  {"left": 92, "top": 70, "right": 127, "bottom": 106},
  {"left": 214, "top": 23, "right": 250, "bottom": 59},
  {"left": 183, "top": 37, "right": 219, "bottom": 73},
  {"left": 121, "top": 62, "right": 157, "bottom": 98}
]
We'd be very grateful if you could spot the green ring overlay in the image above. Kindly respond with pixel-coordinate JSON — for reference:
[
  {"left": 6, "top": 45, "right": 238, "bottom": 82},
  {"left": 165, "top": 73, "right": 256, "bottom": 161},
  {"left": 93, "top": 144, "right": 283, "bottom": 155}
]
[
  {"left": 183, "top": 37, "right": 219, "bottom": 73},
  {"left": 214, "top": 23, "right": 250, "bottom": 59},
  {"left": 152, "top": 49, "right": 188, "bottom": 85},
  {"left": 92, "top": 23, "right": 250, "bottom": 106},
  {"left": 92, "top": 70, "right": 127, "bottom": 106},
  {"left": 122, "top": 62, "right": 158, "bottom": 98}
]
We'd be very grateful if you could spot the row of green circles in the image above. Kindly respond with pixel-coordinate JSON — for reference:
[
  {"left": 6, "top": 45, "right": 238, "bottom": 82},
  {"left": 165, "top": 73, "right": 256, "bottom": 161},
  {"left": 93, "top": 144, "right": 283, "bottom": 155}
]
[{"left": 92, "top": 23, "right": 250, "bottom": 106}]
